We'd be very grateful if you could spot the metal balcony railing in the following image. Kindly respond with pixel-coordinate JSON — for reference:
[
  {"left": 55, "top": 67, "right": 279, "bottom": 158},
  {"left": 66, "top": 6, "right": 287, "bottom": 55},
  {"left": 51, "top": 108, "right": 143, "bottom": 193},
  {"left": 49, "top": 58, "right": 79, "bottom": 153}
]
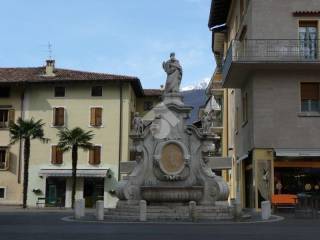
[{"left": 223, "top": 39, "right": 320, "bottom": 78}]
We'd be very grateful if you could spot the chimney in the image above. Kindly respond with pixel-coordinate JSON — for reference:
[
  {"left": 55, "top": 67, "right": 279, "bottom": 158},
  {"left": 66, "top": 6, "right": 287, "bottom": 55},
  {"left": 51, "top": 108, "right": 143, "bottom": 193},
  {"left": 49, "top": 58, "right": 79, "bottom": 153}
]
[{"left": 45, "top": 59, "right": 55, "bottom": 76}]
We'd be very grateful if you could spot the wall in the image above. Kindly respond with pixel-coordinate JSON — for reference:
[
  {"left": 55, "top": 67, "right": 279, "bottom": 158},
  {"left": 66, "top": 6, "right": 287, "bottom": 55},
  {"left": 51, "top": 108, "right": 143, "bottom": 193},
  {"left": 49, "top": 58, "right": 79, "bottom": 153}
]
[{"left": 0, "top": 86, "right": 23, "bottom": 205}]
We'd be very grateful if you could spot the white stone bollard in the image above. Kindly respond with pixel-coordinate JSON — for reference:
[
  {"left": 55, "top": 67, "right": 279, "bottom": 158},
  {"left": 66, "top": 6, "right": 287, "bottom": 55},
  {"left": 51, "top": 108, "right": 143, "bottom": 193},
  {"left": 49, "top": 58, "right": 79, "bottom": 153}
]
[
  {"left": 96, "top": 200, "right": 104, "bottom": 221},
  {"left": 261, "top": 201, "right": 271, "bottom": 220},
  {"left": 189, "top": 201, "right": 197, "bottom": 222},
  {"left": 139, "top": 200, "right": 147, "bottom": 222},
  {"left": 74, "top": 199, "right": 85, "bottom": 219}
]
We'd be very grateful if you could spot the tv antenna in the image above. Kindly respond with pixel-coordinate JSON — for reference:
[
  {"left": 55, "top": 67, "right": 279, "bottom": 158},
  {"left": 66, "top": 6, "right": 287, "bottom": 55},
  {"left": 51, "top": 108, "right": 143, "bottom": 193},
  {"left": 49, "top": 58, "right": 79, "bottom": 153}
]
[{"left": 47, "top": 42, "right": 53, "bottom": 60}]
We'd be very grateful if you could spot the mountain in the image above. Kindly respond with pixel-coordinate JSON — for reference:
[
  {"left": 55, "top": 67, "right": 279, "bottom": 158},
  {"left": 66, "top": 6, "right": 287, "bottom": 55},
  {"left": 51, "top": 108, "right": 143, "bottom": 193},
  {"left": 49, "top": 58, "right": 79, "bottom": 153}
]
[
  {"left": 181, "top": 89, "right": 206, "bottom": 124},
  {"left": 181, "top": 77, "right": 210, "bottom": 91}
]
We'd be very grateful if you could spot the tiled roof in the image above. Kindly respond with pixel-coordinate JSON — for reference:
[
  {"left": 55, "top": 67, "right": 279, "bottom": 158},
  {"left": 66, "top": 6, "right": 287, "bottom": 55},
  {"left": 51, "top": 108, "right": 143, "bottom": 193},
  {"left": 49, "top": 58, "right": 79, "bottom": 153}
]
[
  {"left": 293, "top": 11, "right": 320, "bottom": 17},
  {"left": 0, "top": 67, "right": 144, "bottom": 96},
  {"left": 143, "top": 89, "right": 163, "bottom": 97}
]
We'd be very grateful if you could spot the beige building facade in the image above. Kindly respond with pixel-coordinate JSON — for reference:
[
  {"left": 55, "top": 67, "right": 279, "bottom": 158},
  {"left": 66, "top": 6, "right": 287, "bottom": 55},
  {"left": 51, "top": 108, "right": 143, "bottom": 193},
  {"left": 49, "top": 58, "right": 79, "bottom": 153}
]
[
  {"left": 209, "top": 0, "right": 320, "bottom": 209},
  {"left": 0, "top": 60, "right": 161, "bottom": 208}
]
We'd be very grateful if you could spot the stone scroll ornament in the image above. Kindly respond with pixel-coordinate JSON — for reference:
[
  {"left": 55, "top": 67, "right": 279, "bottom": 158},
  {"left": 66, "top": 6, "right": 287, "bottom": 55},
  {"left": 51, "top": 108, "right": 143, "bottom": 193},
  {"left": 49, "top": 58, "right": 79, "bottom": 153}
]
[{"left": 162, "top": 53, "right": 183, "bottom": 94}]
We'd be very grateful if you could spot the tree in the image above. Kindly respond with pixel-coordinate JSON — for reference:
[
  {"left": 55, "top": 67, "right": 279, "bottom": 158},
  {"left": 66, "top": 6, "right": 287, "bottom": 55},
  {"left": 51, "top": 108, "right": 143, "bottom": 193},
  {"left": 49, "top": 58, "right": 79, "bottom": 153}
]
[
  {"left": 10, "top": 118, "right": 49, "bottom": 208},
  {"left": 57, "top": 127, "right": 94, "bottom": 208}
]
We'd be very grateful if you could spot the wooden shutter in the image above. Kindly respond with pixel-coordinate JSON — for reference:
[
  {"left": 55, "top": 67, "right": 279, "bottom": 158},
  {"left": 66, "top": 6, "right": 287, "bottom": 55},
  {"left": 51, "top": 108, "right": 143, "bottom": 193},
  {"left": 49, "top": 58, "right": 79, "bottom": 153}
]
[
  {"left": 94, "top": 146, "right": 101, "bottom": 164},
  {"left": 54, "top": 108, "right": 64, "bottom": 126},
  {"left": 301, "top": 83, "right": 319, "bottom": 100},
  {"left": 95, "top": 108, "right": 102, "bottom": 126},
  {"left": 90, "top": 108, "right": 96, "bottom": 126},
  {"left": 89, "top": 146, "right": 101, "bottom": 165},
  {"left": 52, "top": 146, "right": 63, "bottom": 164},
  {"left": 51, "top": 146, "right": 57, "bottom": 164},
  {"left": 8, "top": 109, "right": 15, "bottom": 124}
]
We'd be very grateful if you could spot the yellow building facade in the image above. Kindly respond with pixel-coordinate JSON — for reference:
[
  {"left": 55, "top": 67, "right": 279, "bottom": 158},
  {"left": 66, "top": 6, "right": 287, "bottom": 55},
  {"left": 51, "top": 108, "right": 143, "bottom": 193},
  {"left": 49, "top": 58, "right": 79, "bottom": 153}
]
[{"left": 0, "top": 60, "right": 160, "bottom": 208}]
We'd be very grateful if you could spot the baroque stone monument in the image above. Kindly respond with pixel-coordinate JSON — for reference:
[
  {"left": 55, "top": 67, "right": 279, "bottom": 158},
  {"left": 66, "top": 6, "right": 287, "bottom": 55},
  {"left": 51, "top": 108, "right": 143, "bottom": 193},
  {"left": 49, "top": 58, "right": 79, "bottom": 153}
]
[{"left": 114, "top": 53, "right": 231, "bottom": 221}]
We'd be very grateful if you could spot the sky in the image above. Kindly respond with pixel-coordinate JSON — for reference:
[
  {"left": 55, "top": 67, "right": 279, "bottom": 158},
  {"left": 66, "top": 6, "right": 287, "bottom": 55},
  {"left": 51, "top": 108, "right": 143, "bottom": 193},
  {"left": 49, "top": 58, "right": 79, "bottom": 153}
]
[{"left": 0, "top": 0, "right": 215, "bottom": 89}]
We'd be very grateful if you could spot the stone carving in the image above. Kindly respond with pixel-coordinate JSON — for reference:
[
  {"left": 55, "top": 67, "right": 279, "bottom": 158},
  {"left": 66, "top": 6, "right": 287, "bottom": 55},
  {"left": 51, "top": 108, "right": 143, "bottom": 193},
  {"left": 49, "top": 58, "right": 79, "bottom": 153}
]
[
  {"left": 163, "top": 53, "right": 183, "bottom": 94},
  {"left": 116, "top": 55, "right": 230, "bottom": 214},
  {"left": 201, "top": 111, "right": 214, "bottom": 133},
  {"left": 132, "top": 112, "right": 144, "bottom": 135}
]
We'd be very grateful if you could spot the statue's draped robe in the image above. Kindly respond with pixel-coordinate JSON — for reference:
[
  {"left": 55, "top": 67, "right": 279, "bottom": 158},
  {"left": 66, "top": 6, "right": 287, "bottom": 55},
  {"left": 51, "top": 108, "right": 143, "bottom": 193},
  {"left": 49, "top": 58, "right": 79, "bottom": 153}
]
[{"left": 163, "top": 60, "right": 182, "bottom": 93}]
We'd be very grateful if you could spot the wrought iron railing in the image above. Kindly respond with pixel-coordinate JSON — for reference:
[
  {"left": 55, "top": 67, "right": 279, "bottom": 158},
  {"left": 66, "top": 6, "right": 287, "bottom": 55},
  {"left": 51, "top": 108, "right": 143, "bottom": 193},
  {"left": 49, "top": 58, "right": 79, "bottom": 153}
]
[{"left": 223, "top": 39, "right": 320, "bottom": 78}]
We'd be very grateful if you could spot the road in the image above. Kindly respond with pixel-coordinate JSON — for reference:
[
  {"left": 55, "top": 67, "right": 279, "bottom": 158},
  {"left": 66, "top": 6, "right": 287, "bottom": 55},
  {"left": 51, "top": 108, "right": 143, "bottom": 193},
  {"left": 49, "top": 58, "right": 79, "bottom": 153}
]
[{"left": 0, "top": 212, "right": 319, "bottom": 240}]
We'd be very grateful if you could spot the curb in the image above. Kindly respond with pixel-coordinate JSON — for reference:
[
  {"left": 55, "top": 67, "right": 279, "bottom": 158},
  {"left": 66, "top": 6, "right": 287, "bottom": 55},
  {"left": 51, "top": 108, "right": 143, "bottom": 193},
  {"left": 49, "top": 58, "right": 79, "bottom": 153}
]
[{"left": 61, "top": 214, "right": 284, "bottom": 225}]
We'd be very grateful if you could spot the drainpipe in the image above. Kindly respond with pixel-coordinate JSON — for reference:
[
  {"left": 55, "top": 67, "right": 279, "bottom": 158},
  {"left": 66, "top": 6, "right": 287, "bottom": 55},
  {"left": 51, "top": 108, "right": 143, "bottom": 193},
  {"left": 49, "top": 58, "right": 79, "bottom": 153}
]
[
  {"left": 118, "top": 82, "right": 123, "bottom": 181},
  {"left": 17, "top": 85, "right": 25, "bottom": 184}
]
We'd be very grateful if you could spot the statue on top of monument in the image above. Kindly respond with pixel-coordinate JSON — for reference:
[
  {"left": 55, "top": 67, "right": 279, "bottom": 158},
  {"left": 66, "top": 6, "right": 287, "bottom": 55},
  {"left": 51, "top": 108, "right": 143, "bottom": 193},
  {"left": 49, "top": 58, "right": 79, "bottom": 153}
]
[{"left": 162, "top": 52, "right": 183, "bottom": 94}]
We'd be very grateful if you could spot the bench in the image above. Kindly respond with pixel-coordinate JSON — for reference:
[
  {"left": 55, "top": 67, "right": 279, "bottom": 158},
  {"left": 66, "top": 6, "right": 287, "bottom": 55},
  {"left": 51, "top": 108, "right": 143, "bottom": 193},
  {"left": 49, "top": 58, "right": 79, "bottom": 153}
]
[{"left": 271, "top": 194, "right": 297, "bottom": 212}]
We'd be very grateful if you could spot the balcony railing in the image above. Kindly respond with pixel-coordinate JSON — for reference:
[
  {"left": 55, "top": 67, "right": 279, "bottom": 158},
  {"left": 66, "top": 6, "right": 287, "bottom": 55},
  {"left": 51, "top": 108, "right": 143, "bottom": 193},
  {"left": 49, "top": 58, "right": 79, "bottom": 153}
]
[{"left": 223, "top": 39, "right": 320, "bottom": 79}]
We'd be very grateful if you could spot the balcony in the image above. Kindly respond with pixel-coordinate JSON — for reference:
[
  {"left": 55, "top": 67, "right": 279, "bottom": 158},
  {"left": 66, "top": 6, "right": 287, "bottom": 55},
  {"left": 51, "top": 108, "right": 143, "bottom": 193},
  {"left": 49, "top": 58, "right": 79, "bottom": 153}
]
[{"left": 222, "top": 39, "right": 320, "bottom": 88}]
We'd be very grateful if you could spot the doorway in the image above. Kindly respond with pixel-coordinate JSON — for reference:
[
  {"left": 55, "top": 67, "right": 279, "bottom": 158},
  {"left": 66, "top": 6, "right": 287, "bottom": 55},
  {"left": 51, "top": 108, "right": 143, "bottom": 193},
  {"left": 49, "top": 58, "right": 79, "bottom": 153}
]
[
  {"left": 83, "top": 178, "right": 104, "bottom": 208},
  {"left": 46, "top": 177, "right": 66, "bottom": 207}
]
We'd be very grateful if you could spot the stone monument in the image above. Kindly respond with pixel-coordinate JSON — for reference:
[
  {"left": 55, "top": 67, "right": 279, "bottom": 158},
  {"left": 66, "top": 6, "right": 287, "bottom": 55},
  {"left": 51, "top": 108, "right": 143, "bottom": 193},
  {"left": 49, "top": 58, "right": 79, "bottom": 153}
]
[{"left": 113, "top": 53, "right": 231, "bottom": 221}]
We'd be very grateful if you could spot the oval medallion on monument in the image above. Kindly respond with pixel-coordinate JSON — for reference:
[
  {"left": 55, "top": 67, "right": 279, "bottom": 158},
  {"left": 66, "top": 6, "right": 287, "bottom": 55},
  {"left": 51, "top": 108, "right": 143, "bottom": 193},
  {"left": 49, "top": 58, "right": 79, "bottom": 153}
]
[{"left": 160, "top": 143, "right": 184, "bottom": 175}]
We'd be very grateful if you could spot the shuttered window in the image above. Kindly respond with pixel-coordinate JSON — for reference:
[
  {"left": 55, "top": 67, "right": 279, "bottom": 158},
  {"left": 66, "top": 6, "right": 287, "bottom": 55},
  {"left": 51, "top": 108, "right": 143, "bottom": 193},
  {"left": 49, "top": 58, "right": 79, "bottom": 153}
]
[
  {"left": 53, "top": 107, "right": 65, "bottom": 126},
  {"left": 0, "top": 148, "right": 9, "bottom": 170},
  {"left": 51, "top": 146, "right": 63, "bottom": 164},
  {"left": 89, "top": 146, "right": 101, "bottom": 165},
  {"left": 90, "top": 108, "right": 102, "bottom": 127},
  {"left": 301, "top": 83, "right": 320, "bottom": 112},
  {"left": 0, "top": 109, "right": 14, "bottom": 128}
]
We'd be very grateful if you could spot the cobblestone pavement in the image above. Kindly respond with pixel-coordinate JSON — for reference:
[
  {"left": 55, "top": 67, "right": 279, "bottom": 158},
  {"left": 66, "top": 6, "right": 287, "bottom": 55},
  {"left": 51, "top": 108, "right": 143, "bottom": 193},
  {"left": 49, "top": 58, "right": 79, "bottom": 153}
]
[{"left": 0, "top": 211, "right": 319, "bottom": 240}]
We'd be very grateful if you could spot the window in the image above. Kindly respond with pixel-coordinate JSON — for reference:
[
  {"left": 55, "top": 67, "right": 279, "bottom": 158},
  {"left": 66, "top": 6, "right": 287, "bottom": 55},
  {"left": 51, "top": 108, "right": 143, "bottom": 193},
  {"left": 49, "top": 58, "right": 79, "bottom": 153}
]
[
  {"left": 0, "top": 187, "right": 5, "bottom": 199},
  {"left": 51, "top": 146, "right": 63, "bottom": 164},
  {"left": 0, "top": 109, "right": 14, "bottom": 128},
  {"left": 242, "top": 92, "right": 248, "bottom": 123},
  {"left": 90, "top": 107, "right": 102, "bottom": 127},
  {"left": 89, "top": 146, "right": 101, "bottom": 165},
  {"left": 0, "top": 148, "right": 8, "bottom": 170},
  {"left": 299, "top": 21, "right": 318, "bottom": 59},
  {"left": 91, "top": 86, "right": 102, "bottom": 97},
  {"left": 0, "top": 87, "right": 10, "bottom": 98},
  {"left": 53, "top": 107, "right": 65, "bottom": 126},
  {"left": 54, "top": 87, "right": 65, "bottom": 97},
  {"left": 301, "top": 83, "right": 320, "bottom": 112},
  {"left": 143, "top": 101, "right": 153, "bottom": 111}
]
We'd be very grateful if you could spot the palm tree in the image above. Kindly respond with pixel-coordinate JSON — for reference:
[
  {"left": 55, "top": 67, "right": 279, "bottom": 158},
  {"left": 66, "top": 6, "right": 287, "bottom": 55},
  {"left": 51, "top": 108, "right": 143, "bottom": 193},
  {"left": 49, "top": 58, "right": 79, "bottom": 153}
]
[
  {"left": 57, "top": 127, "right": 94, "bottom": 208},
  {"left": 10, "top": 118, "right": 49, "bottom": 208}
]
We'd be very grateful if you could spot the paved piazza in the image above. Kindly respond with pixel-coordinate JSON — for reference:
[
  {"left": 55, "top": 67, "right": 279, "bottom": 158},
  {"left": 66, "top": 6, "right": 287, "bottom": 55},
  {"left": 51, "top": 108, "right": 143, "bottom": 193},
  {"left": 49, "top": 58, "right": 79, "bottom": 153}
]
[{"left": 0, "top": 211, "right": 320, "bottom": 240}]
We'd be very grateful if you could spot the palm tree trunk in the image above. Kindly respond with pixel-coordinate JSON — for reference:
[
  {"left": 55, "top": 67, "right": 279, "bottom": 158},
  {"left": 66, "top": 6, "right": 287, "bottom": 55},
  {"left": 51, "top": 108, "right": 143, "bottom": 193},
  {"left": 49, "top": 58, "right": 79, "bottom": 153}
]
[
  {"left": 23, "top": 138, "right": 30, "bottom": 208},
  {"left": 71, "top": 145, "right": 78, "bottom": 209}
]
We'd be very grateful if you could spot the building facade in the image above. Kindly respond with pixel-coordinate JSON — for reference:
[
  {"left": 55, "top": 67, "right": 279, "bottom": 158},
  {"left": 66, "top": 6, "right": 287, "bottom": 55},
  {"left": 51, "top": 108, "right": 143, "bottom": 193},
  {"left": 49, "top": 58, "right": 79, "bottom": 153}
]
[
  {"left": 209, "top": 0, "right": 320, "bottom": 208},
  {"left": 0, "top": 60, "right": 160, "bottom": 208}
]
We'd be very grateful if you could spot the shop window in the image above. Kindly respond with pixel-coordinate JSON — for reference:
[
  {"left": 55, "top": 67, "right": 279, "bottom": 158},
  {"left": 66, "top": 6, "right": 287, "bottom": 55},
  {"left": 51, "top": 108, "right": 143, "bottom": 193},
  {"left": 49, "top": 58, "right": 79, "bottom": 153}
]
[
  {"left": 144, "top": 101, "right": 153, "bottom": 111},
  {"left": 0, "top": 109, "right": 14, "bottom": 128},
  {"left": 0, "top": 148, "right": 9, "bottom": 170},
  {"left": 0, "top": 187, "right": 5, "bottom": 199},
  {"left": 91, "top": 86, "right": 102, "bottom": 97},
  {"left": 90, "top": 107, "right": 102, "bottom": 127},
  {"left": 0, "top": 87, "right": 10, "bottom": 98},
  {"left": 54, "top": 87, "right": 65, "bottom": 97},
  {"left": 53, "top": 107, "right": 65, "bottom": 126},
  {"left": 89, "top": 146, "right": 101, "bottom": 165},
  {"left": 51, "top": 146, "right": 63, "bottom": 164},
  {"left": 301, "top": 83, "right": 319, "bottom": 112}
]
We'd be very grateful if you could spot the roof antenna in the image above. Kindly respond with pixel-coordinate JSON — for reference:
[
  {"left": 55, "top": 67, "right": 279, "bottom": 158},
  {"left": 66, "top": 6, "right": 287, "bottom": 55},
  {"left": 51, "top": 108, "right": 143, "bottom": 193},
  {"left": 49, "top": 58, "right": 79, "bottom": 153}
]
[{"left": 47, "top": 42, "right": 53, "bottom": 60}]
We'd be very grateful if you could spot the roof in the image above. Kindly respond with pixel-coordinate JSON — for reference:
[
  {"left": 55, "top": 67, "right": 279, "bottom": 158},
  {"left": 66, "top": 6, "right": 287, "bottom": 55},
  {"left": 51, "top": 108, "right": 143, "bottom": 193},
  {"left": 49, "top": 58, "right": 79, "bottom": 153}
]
[
  {"left": 0, "top": 67, "right": 144, "bottom": 96},
  {"left": 208, "top": 0, "right": 231, "bottom": 29},
  {"left": 143, "top": 89, "right": 163, "bottom": 97}
]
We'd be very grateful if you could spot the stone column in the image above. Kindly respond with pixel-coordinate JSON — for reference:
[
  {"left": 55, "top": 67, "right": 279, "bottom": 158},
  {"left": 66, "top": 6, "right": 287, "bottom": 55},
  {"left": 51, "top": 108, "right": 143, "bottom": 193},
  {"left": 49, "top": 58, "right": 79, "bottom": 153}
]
[
  {"left": 139, "top": 200, "right": 147, "bottom": 222},
  {"left": 96, "top": 200, "right": 104, "bottom": 221},
  {"left": 261, "top": 201, "right": 271, "bottom": 220},
  {"left": 74, "top": 199, "right": 85, "bottom": 219},
  {"left": 189, "top": 201, "right": 197, "bottom": 222}
]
